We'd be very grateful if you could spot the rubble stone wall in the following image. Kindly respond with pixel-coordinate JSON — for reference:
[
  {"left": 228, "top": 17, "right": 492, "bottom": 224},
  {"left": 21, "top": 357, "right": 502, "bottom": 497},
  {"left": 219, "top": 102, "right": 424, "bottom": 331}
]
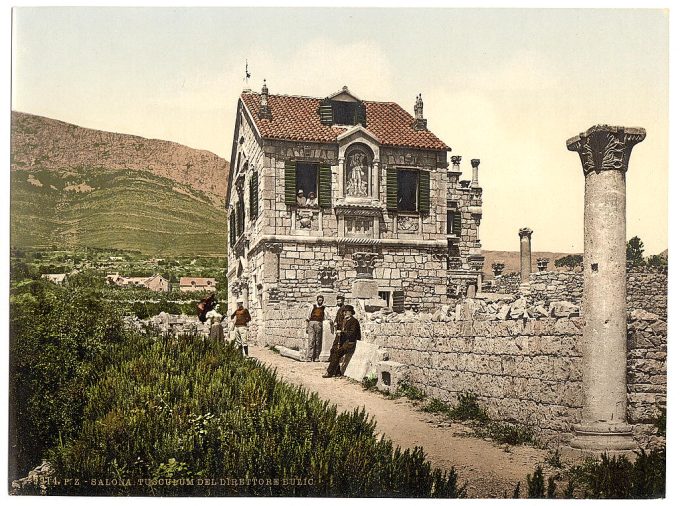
[
  {"left": 486, "top": 273, "right": 520, "bottom": 294},
  {"left": 362, "top": 309, "right": 666, "bottom": 447},
  {"left": 626, "top": 267, "right": 668, "bottom": 319},
  {"left": 501, "top": 268, "right": 667, "bottom": 319}
]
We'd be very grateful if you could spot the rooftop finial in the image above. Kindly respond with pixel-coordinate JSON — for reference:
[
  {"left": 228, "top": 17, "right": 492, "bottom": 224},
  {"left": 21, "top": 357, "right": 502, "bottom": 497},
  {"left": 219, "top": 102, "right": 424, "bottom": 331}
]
[
  {"left": 414, "top": 93, "right": 427, "bottom": 130},
  {"left": 258, "top": 78, "right": 272, "bottom": 120}
]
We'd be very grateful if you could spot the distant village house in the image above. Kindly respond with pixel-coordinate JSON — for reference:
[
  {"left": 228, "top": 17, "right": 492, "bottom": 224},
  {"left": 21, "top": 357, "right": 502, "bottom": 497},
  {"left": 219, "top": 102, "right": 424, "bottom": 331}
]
[
  {"left": 106, "top": 273, "right": 170, "bottom": 292},
  {"left": 179, "top": 277, "right": 217, "bottom": 293},
  {"left": 41, "top": 273, "right": 68, "bottom": 285}
]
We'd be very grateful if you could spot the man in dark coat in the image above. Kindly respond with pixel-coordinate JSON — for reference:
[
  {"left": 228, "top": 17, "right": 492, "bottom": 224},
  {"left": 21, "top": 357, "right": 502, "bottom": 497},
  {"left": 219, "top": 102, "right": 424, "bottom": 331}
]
[{"left": 323, "top": 304, "right": 361, "bottom": 378}]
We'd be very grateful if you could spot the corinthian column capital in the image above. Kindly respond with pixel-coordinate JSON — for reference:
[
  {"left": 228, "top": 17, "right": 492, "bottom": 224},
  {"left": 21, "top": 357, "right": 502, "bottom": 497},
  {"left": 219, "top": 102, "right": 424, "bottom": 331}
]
[{"left": 567, "top": 125, "right": 646, "bottom": 175}]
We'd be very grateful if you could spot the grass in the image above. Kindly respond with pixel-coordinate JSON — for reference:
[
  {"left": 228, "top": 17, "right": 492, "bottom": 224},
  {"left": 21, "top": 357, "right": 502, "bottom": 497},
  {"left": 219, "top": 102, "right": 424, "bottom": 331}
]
[{"left": 10, "top": 167, "right": 226, "bottom": 256}]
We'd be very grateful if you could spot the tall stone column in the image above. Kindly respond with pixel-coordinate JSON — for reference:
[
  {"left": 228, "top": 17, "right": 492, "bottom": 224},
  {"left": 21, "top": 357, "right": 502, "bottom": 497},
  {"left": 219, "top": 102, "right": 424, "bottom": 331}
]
[
  {"left": 518, "top": 228, "right": 533, "bottom": 282},
  {"left": 567, "top": 124, "right": 646, "bottom": 451}
]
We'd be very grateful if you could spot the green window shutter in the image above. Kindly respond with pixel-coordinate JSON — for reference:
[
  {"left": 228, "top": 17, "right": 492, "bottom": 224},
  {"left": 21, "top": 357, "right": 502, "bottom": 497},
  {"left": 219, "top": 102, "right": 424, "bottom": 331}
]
[
  {"left": 319, "top": 99, "right": 333, "bottom": 125},
  {"left": 284, "top": 161, "right": 297, "bottom": 206},
  {"left": 392, "top": 290, "right": 405, "bottom": 313},
  {"left": 418, "top": 170, "right": 431, "bottom": 213},
  {"left": 355, "top": 103, "right": 367, "bottom": 126},
  {"left": 386, "top": 168, "right": 398, "bottom": 211},
  {"left": 229, "top": 213, "right": 236, "bottom": 247},
  {"left": 453, "top": 211, "right": 462, "bottom": 237},
  {"left": 318, "top": 164, "right": 332, "bottom": 208},
  {"left": 249, "top": 172, "right": 259, "bottom": 218}
]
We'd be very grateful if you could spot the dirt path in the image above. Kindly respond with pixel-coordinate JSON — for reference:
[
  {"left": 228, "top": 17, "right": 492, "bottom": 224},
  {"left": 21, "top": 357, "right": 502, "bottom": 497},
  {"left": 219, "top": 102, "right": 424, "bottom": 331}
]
[{"left": 250, "top": 346, "right": 553, "bottom": 499}]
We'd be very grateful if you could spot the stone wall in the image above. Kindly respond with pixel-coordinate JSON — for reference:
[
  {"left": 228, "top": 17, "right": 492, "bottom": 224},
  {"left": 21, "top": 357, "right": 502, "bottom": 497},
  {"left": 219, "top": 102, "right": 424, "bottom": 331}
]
[
  {"left": 496, "top": 267, "right": 668, "bottom": 319},
  {"left": 527, "top": 271, "right": 583, "bottom": 305},
  {"left": 626, "top": 267, "right": 668, "bottom": 319},
  {"left": 485, "top": 273, "right": 520, "bottom": 294},
  {"left": 360, "top": 308, "right": 666, "bottom": 447}
]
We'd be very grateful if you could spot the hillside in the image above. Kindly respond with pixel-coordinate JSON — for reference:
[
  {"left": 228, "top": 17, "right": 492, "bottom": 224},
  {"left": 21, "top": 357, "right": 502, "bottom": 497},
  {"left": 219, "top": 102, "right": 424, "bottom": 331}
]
[
  {"left": 11, "top": 111, "right": 229, "bottom": 207},
  {"left": 10, "top": 112, "right": 229, "bottom": 256}
]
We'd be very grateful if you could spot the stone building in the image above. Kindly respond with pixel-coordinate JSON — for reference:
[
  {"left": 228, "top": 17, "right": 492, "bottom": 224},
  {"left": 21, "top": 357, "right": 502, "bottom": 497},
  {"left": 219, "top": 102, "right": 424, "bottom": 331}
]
[
  {"left": 179, "top": 276, "right": 217, "bottom": 293},
  {"left": 226, "top": 83, "right": 484, "bottom": 338}
]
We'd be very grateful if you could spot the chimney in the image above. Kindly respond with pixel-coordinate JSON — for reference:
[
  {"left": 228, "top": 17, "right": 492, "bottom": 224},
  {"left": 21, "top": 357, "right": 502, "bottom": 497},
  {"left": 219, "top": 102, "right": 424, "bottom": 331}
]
[
  {"left": 413, "top": 93, "right": 427, "bottom": 131},
  {"left": 259, "top": 79, "right": 272, "bottom": 120}
]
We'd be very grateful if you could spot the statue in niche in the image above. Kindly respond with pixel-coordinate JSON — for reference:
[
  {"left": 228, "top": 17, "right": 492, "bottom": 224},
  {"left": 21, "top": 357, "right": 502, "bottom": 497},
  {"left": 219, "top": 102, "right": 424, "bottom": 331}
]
[{"left": 346, "top": 151, "right": 369, "bottom": 197}]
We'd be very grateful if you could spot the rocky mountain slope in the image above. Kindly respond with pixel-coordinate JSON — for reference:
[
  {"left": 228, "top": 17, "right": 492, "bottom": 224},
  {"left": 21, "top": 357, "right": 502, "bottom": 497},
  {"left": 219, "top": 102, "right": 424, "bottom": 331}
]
[
  {"left": 11, "top": 111, "right": 229, "bottom": 207},
  {"left": 10, "top": 111, "right": 229, "bottom": 255}
]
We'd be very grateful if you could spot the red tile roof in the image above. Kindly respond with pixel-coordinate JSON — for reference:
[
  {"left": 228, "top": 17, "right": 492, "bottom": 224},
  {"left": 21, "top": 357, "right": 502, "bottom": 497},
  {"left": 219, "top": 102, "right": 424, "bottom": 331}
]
[{"left": 241, "top": 92, "right": 450, "bottom": 151}]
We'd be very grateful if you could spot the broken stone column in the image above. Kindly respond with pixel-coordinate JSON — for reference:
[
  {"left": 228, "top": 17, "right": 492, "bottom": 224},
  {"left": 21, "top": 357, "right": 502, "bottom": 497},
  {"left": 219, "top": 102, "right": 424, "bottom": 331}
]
[
  {"left": 567, "top": 124, "right": 646, "bottom": 452},
  {"left": 518, "top": 228, "right": 533, "bottom": 282}
]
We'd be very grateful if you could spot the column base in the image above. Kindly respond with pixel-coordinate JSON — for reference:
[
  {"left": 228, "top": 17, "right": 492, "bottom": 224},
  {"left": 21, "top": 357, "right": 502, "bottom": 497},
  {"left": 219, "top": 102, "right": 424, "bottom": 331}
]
[{"left": 569, "top": 422, "right": 636, "bottom": 452}]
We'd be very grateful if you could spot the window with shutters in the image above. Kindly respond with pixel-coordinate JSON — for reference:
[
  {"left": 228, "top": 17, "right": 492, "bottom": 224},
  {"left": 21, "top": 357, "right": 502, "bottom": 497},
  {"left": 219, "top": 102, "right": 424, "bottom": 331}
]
[
  {"left": 397, "top": 169, "right": 418, "bottom": 212},
  {"left": 249, "top": 172, "right": 259, "bottom": 219},
  {"left": 285, "top": 161, "right": 332, "bottom": 208},
  {"left": 447, "top": 209, "right": 462, "bottom": 236},
  {"left": 387, "top": 168, "right": 431, "bottom": 213},
  {"left": 319, "top": 98, "right": 367, "bottom": 127},
  {"left": 229, "top": 212, "right": 236, "bottom": 248}
]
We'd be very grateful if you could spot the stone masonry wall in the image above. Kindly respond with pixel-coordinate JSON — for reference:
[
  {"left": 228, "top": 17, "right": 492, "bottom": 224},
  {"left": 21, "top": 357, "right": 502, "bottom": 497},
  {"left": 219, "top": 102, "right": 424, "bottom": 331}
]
[
  {"left": 503, "top": 267, "right": 667, "bottom": 319},
  {"left": 361, "top": 308, "right": 666, "bottom": 447},
  {"left": 486, "top": 273, "right": 520, "bottom": 294}
]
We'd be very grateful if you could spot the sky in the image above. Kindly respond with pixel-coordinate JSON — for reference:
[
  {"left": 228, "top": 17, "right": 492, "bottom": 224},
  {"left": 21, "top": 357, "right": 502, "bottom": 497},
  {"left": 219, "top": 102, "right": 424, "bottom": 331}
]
[{"left": 10, "top": 7, "right": 669, "bottom": 254}]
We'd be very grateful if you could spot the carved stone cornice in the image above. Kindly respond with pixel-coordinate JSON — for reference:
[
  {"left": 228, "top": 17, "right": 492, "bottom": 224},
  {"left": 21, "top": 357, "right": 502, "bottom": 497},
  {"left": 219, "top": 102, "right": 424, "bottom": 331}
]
[
  {"left": 567, "top": 125, "right": 646, "bottom": 175},
  {"left": 334, "top": 201, "right": 383, "bottom": 216}
]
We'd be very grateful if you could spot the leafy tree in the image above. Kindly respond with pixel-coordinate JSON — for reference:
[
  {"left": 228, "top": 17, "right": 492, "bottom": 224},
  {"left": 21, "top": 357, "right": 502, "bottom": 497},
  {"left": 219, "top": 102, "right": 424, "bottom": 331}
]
[
  {"left": 646, "top": 254, "right": 667, "bottom": 268},
  {"left": 627, "top": 236, "right": 645, "bottom": 266},
  {"left": 554, "top": 254, "right": 583, "bottom": 270}
]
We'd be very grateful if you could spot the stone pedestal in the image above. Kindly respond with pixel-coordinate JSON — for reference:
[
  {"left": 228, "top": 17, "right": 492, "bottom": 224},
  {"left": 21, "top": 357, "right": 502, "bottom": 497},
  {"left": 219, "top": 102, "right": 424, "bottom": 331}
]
[
  {"left": 319, "top": 320, "right": 333, "bottom": 362},
  {"left": 352, "top": 278, "right": 379, "bottom": 299},
  {"left": 376, "top": 361, "right": 408, "bottom": 394},
  {"left": 518, "top": 228, "right": 533, "bottom": 282},
  {"left": 567, "top": 124, "right": 645, "bottom": 452}
]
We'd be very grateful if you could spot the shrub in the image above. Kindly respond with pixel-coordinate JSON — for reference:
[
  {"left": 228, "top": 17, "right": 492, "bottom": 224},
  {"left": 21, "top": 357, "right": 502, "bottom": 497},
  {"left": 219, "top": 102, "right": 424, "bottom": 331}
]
[
  {"left": 362, "top": 375, "right": 378, "bottom": 390},
  {"left": 567, "top": 448, "right": 665, "bottom": 498},
  {"left": 449, "top": 391, "right": 488, "bottom": 422},
  {"left": 526, "top": 466, "right": 545, "bottom": 498},
  {"left": 476, "top": 421, "right": 533, "bottom": 446},
  {"left": 421, "top": 398, "right": 451, "bottom": 415},
  {"left": 396, "top": 382, "right": 426, "bottom": 401},
  {"left": 9, "top": 280, "right": 127, "bottom": 481},
  {"left": 43, "top": 332, "right": 466, "bottom": 497}
]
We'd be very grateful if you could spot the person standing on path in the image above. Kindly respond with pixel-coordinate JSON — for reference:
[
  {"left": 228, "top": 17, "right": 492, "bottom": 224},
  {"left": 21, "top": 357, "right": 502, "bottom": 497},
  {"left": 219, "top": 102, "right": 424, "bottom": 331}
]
[
  {"left": 324, "top": 305, "right": 361, "bottom": 378},
  {"left": 305, "top": 295, "right": 329, "bottom": 362},
  {"left": 330, "top": 294, "right": 346, "bottom": 350},
  {"left": 206, "top": 305, "right": 225, "bottom": 343},
  {"left": 230, "top": 300, "right": 251, "bottom": 356}
]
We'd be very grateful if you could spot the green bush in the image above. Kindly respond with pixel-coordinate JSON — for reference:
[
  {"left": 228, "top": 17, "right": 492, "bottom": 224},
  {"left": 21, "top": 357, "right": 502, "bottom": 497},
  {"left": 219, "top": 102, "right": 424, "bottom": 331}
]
[
  {"left": 396, "top": 381, "right": 426, "bottom": 401},
  {"left": 43, "top": 332, "right": 465, "bottom": 497},
  {"left": 568, "top": 448, "right": 665, "bottom": 499},
  {"left": 9, "top": 280, "right": 127, "bottom": 481},
  {"left": 476, "top": 421, "right": 533, "bottom": 446},
  {"left": 449, "top": 391, "right": 489, "bottom": 422}
]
